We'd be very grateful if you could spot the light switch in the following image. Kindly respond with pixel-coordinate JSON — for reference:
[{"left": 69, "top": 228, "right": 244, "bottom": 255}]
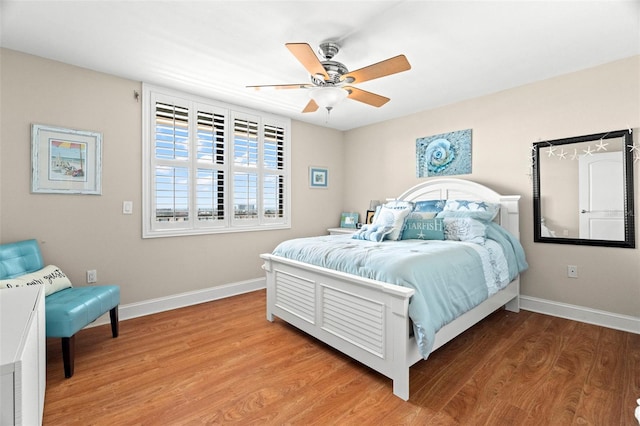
[{"left": 123, "top": 201, "right": 133, "bottom": 215}]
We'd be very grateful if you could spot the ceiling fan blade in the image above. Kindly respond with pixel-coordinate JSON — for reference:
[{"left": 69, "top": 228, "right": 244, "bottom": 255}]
[
  {"left": 247, "top": 83, "right": 313, "bottom": 90},
  {"left": 345, "top": 86, "right": 390, "bottom": 107},
  {"left": 342, "top": 55, "right": 411, "bottom": 84},
  {"left": 302, "top": 99, "right": 319, "bottom": 113},
  {"left": 285, "top": 43, "right": 329, "bottom": 80}
]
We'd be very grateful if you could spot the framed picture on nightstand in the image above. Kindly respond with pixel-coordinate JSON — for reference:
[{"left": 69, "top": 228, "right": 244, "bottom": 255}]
[
  {"left": 365, "top": 210, "right": 376, "bottom": 224},
  {"left": 340, "top": 212, "right": 359, "bottom": 228}
]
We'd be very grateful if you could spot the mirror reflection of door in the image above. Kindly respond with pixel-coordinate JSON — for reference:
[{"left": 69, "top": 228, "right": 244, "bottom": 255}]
[
  {"left": 533, "top": 129, "right": 635, "bottom": 248},
  {"left": 578, "top": 151, "right": 624, "bottom": 240}
]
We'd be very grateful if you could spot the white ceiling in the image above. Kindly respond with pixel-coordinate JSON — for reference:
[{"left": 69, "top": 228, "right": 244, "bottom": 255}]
[{"left": 1, "top": 1, "right": 639, "bottom": 131}]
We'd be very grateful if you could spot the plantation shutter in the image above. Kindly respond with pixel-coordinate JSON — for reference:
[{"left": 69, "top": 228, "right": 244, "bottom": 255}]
[
  {"left": 154, "top": 101, "right": 190, "bottom": 223},
  {"left": 263, "top": 123, "right": 286, "bottom": 220},
  {"left": 232, "top": 115, "right": 259, "bottom": 223},
  {"left": 195, "top": 109, "right": 226, "bottom": 223}
]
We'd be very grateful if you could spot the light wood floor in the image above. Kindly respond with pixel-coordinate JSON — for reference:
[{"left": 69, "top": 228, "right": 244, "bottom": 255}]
[{"left": 43, "top": 290, "right": 639, "bottom": 425}]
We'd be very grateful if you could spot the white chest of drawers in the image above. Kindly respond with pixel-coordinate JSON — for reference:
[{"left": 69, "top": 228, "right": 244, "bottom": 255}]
[{"left": 0, "top": 286, "right": 46, "bottom": 426}]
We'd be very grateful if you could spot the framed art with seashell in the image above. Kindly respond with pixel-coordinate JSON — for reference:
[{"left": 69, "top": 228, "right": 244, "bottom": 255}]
[{"left": 416, "top": 129, "right": 472, "bottom": 178}]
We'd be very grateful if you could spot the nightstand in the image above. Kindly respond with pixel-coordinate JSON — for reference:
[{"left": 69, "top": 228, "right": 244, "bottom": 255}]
[{"left": 328, "top": 227, "right": 357, "bottom": 235}]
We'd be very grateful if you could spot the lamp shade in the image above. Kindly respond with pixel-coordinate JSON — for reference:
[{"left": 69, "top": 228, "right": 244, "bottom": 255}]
[{"left": 309, "top": 87, "right": 348, "bottom": 109}]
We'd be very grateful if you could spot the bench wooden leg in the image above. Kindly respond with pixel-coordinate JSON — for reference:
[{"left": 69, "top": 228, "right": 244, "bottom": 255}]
[
  {"left": 61, "top": 335, "right": 75, "bottom": 378},
  {"left": 109, "top": 306, "right": 119, "bottom": 338}
]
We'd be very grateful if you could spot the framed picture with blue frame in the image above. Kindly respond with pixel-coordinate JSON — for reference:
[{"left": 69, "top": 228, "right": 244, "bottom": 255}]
[
  {"left": 340, "top": 212, "right": 359, "bottom": 228},
  {"left": 309, "top": 166, "right": 328, "bottom": 188}
]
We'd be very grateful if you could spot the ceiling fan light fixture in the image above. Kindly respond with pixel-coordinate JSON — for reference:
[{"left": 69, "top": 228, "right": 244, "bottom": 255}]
[{"left": 309, "top": 86, "right": 348, "bottom": 110}]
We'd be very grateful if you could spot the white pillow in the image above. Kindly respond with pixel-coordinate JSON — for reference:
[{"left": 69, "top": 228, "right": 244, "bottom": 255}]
[
  {"left": 443, "top": 217, "right": 488, "bottom": 244},
  {"left": 372, "top": 201, "right": 413, "bottom": 241},
  {"left": 0, "top": 265, "right": 73, "bottom": 296}
]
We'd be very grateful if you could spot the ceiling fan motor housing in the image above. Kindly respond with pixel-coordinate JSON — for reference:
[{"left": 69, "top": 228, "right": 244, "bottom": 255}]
[
  {"left": 309, "top": 41, "right": 352, "bottom": 86},
  {"left": 311, "top": 60, "right": 349, "bottom": 85}
]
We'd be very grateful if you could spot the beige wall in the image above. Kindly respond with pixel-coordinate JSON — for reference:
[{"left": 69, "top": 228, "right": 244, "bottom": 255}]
[
  {"left": 344, "top": 55, "right": 640, "bottom": 317},
  {"left": 0, "top": 48, "right": 345, "bottom": 304},
  {"left": 2, "top": 48, "right": 639, "bottom": 319}
]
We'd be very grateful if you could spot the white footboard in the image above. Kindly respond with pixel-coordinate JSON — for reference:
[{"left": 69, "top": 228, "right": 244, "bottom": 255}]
[
  {"left": 261, "top": 253, "right": 418, "bottom": 400},
  {"left": 262, "top": 253, "right": 521, "bottom": 400}
]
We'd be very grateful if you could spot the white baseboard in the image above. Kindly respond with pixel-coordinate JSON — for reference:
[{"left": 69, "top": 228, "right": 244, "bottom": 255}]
[
  {"left": 520, "top": 295, "right": 640, "bottom": 334},
  {"left": 89, "top": 282, "right": 639, "bottom": 336},
  {"left": 88, "top": 278, "right": 266, "bottom": 327}
]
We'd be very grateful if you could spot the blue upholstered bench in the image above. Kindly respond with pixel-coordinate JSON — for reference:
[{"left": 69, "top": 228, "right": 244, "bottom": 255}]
[{"left": 0, "top": 239, "right": 120, "bottom": 378}]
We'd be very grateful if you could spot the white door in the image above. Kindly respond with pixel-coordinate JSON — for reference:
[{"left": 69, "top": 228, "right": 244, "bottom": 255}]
[{"left": 578, "top": 151, "right": 624, "bottom": 240}]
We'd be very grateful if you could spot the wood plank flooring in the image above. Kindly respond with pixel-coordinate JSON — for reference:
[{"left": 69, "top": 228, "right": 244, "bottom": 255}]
[{"left": 43, "top": 290, "right": 639, "bottom": 425}]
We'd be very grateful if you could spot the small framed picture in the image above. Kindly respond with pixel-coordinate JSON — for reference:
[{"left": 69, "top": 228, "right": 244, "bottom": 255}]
[
  {"left": 309, "top": 166, "right": 328, "bottom": 188},
  {"left": 340, "top": 212, "right": 359, "bottom": 228},
  {"left": 31, "top": 124, "right": 102, "bottom": 195},
  {"left": 365, "top": 210, "right": 376, "bottom": 224}
]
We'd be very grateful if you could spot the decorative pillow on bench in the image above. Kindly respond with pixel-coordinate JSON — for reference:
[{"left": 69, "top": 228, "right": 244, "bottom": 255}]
[{"left": 0, "top": 265, "right": 73, "bottom": 296}]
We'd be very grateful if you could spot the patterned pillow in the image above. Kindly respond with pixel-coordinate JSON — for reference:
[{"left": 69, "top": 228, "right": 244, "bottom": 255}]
[
  {"left": 0, "top": 265, "right": 73, "bottom": 296},
  {"left": 443, "top": 217, "right": 488, "bottom": 244},
  {"left": 372, "top": 201, "right": 414, "bottom": 241},
  {"left": 401, "top": 218, "right": 445, "bottom": 240},
  {"left": 408, "top": 200, "right": 446, "bottom": 219},
  {"left": 438, "top": 199, "right": 500, "bottom": 221},
  {"left": 352, "top": 224, "right": 395, "bottom": 242}
]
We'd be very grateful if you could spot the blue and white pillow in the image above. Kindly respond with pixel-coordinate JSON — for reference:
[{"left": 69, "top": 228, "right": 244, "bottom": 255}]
[
  {"left": 372, "top": 200, "right": 413, "bottom": 241},
  {"left": 443, "top": 217, "right": 487, "bottom": 244},
  {"left": 402, "top": 217, "right": 445, "bottom": 240},
  {"left": 438, "top": 199, "right": 500, "bottom": 221},
  {"left": 408, "top": 200, "right": 446, "bottom": 219},
  {"left": 352, "top": 224, "right": 395, "bottom": 242}
]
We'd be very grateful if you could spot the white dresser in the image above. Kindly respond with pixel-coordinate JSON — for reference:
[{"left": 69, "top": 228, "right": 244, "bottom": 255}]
[{"left": 0, "top": 286, "right": 46, "bottom": 426}]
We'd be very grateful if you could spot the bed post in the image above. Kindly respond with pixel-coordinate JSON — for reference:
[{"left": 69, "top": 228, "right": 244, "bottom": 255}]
[
  {"left": 393, "top": 371, "right": 410, "bottom": 401},
  {"left": 505, "top": 277, "right": 520, "bottom": 313},
  {"left": 261, "top": 256, "right": 275, "bottom": 322},
  {"left": 499, "top": 195, "right": 521, "bottom": 313},
  {"left": 389, "top": 293, "right": 412, "bottom": 401},
  {"left": 498, "top": 195, "right": 521, "bottom": 239}
]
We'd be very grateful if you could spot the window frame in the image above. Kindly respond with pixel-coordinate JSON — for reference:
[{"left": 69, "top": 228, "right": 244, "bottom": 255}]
[{"left": 142, "top": 84, "right": 291, "bottom": 238}]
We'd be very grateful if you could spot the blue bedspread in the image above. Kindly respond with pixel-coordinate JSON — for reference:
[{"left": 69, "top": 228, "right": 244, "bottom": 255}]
[{"left": 272, "top": 225, "right": 527, "bottom": 358}]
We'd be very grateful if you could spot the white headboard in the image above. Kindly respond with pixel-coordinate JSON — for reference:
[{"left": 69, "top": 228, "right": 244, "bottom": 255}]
[{"left": 397, "top": 178, "right": 521, "bottom": 239}]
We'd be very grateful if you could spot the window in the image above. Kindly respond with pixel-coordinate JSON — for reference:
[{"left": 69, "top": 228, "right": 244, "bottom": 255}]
[{"left": 142, "top": 84, "right": 290, "bottom": 238}]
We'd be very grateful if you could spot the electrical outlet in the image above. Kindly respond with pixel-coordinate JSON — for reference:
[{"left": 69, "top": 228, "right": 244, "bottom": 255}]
[
  {"left": 567, "top": 265, "right": 578, "bottom": 278},
  {"left": 87, "top": 269, "right": 97, "bottom": 283}
]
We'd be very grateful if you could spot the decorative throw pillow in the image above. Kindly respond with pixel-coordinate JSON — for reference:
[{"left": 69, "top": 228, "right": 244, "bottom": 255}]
[
  {"left": 0, "top": 265, "right": 73, "bottom": 296},
  {"left": 401, "top": 218, "right": 445, "bottom": 240},
  {"left": 409, "top": 200, "right": 446, "bottom": 219},
  {"left": 372, "top": 201, "right": 414, "bottom": 241},
  {"left": 438, "top": 199, "right": 500, "bottom": 221},
  {"left": 443, "top": 217, "right": 488, "bottom": 244},
  {"left": 352, "top": 224, "right": 395, "bottom": 242}
]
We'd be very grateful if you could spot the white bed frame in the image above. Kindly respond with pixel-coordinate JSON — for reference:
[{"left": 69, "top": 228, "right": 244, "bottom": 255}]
[{"left": 261, "top": 178, "right": 521, "bottom": 400}]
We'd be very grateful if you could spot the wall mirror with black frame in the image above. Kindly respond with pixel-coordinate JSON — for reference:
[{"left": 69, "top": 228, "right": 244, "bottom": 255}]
[{"left": 532, "top": 129, "right": 635, "bottom": 248}]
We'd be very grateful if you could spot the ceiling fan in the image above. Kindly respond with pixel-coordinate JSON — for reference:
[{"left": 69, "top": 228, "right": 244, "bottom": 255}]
[{"left": 247, "top": 42, "right": 411, "bottom": 113}]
